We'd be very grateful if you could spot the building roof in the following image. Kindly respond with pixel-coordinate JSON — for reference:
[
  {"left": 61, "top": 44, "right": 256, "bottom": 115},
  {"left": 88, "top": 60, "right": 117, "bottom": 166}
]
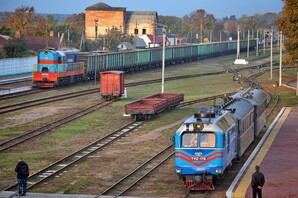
[
  {"left": 86, "top": 2, "right": 126, "bottom": 11},
  {"left": 146, "top": 34, "right": 169, "bottom": 43},
  {"left": 0, "top": 35, "right": 12, "bottom": 45},
  {"left": 21, "top": 36, "right": 66, "bottom": 51},
  {"left": 126, "top": 11, "right": 157, "bottom": 24}
]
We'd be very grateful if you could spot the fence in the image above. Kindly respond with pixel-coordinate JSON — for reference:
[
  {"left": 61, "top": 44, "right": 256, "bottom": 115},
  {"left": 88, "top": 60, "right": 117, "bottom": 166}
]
[{"left": 0, "top": 56, "right": 37, "bottom": 76}]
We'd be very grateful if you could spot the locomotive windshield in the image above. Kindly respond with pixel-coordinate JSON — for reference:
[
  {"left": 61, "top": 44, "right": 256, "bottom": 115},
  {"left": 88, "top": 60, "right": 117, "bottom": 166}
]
[{"left": 181, "top": 132, "right": 216, "bottom": 148}]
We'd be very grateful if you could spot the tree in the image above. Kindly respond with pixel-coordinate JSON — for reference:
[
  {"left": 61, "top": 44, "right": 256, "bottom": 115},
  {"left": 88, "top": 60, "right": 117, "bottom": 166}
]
[
  {"left": 65, "top": 13, "right": 85, "bottom": 37},
  {"left": 1, "top": 6, "right": 48, "bottom": 37},
  {"left": 158, "top": 15, "right": 184, "bottom": 36},
  {"left": 224, "top": 19, "right": 237, "bottom": 39},
  {"left": 55, "top": 24, "right": 78, "bottom": 47},
  {"left": 276, "top": 0, "right": 298, "bottom": 64},
  {"left": 1, "top": 38, "right": 29, "bottom": 58},
  {"left": 0, "top": 25, "right": 13, "bottom": 35},
  {"left": 180, "top": 9, "right": 216, "bottom": 43},
  {"left": 2, "top": 6, "right": 35, "bottom": 36},
  {"left": 102, "top": 27, "right": 134, "bottom": 50}
]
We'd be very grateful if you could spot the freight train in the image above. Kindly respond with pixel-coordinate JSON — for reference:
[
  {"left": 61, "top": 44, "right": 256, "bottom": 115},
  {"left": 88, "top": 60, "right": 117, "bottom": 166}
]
[
  {"left": 33, "top": 40, "right": 256, "bottom": 87},
  {"left": 172, "top": 88, "right": 267, "bottom": 190}
]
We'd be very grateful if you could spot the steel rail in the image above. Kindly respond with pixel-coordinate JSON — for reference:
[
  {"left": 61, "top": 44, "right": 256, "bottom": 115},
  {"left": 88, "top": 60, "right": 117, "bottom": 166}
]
[
  {"left": 0, "top": 89, "right": 44, "bottom": 101},
  {"left": 0, "top": 88, "right": 99, "bottom": 114},
  {"left": 2, "top": 121, "right": 143, "bottom": 192},
  {"left": 97, "top": 144, "right": 173, "bottom": 197},
  {"left": 0, "top": 100, "right": 115, "bottom": 152}
]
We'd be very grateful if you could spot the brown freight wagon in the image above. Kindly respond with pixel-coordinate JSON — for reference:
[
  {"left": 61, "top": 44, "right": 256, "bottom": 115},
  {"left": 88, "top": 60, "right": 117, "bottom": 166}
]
[
  {"left": 100, "top": 71, "right": 124, "bottom": 100},
  {"left": 125, "top": 93, "right": 184, "bottom": 120}
]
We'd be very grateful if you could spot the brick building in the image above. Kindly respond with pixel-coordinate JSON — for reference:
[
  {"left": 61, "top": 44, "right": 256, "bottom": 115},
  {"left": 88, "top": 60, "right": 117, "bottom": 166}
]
[{"left": 85, "top": 2, "right": 158, "bottom": 39}]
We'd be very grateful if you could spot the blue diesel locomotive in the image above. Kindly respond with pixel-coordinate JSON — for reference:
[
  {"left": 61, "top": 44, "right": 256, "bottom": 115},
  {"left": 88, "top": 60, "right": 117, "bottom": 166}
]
[
  {"left": 33, "top": 48, "right": 84, "bottom": 87},
  {"left": 172, "top": 88, "right": 267, "bottom": 190}
]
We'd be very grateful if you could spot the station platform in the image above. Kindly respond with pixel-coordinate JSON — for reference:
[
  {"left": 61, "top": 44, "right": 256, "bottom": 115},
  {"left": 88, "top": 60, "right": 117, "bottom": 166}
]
[{"left": 227, "top": 106, "right": 298, "bottom": 198}]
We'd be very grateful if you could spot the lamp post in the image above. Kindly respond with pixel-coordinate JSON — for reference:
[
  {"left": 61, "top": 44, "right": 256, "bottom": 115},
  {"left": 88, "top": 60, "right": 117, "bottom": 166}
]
[
  {"left": 270, "top": 31, "right": 273, "bottom": 80},
  {"left": 161, "top": 28, "right": 166, "bottom": 93},
  {"left": 94, "top": 18, "right": 98, "bottom": 84},
  {"left": 236, "top": 26, "right": 240, "bottom": 59},
  {"left": 247, "top": 29, "right": 250, "bottom": 58},
  {"left": 256, "top": 29, "right": 259, "bottom": 56},
  {"left": 263, "top": 29, "right": 266, "bottom": 54},
  {"left": 279, "top": 31, "right": 283, "bottom": 86}
]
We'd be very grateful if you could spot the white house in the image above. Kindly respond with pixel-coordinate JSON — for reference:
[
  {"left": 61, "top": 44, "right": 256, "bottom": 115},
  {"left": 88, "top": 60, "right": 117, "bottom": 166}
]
[{"left": 133, "top": 34, "right": 170, "bottom": 48}]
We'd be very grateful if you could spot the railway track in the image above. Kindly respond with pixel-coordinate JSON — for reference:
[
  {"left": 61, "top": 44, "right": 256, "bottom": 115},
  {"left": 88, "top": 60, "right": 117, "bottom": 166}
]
[
  {"left": 220, "top": 62, "right": 280, "bottom": 117},
  {"left": 0, "top": 89, "right": 44, "bottom": 101},
  {"left": 184, "top": 190, "right": 209, "bottom": 198},
  {"left": 0, "top": 92, "right": 232, "bottom": 195},
  {"left": 0, "top": 88, "right": 99, "bottom": 115},
  {"left": 3, "top": 121, "right": 144, "bottom": 195},
  {"left": 0, "top": 100, "right": 115, "bottom": 153},
  {"left": 0, "top": 61, "right": 289, "bottom": 115},
  {"left": 96, "top": 144, "right": 174, "bottom": 197}
]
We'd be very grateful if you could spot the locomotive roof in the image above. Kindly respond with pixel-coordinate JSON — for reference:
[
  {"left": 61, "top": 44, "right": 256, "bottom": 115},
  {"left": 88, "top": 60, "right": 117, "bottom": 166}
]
[
  {"left": 232, "top": 88, "right": 267, "bottom": 106},
  {"left": 225, "top": 98, "right": 254, "bottom": 120},
  {"left": 57, "top": 48, "right": 80, "bottom": 54},
  {"left": 181, "top": 110, "right": 235, "bottom": 133},
  {"left": 100, "top": 71, "right": 125, "bottom": 74}
]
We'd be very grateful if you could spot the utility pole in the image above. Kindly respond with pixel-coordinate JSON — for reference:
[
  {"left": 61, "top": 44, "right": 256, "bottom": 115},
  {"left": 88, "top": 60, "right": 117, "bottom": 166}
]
[
  {"left": 161, "top": 28, "right": 166, "bottom": 93},
  {"left": 200, "top": 21, "right": 203, "bottom": 43},
  {"left": 153, "top": 24, "right": 156, "bottom": 47},
  {"left": 256, "top": 29, "right": 259, "bottom": 56},
  {"left": 277, "top": 31, "right": 280, "bottom": 49},
  {"left": 220, "top": 30, "right": 222, "bottom": 42},
  {"left": 263, "top": 29, "right": 266, "bottom": 54},
  {"left": 270, "top": 31, "right": 273, "bottom": 80},
  {"left": 67, "top": 28, "right": 70, "bottom": 41},
  {"left": 237, "top": 26, "right": 240, "bottom": 59},
  {"left": 247, "top": 29, "right": 250, "bottom": 58},
  {"left": 46, "top": 24, "right": 48, "bottom": 49},
  {"left": 80, "top": 27, "right": 86, "bottom": 52},
  {"left": 279, "top": 31, "right": 283, "bottom": 86}
]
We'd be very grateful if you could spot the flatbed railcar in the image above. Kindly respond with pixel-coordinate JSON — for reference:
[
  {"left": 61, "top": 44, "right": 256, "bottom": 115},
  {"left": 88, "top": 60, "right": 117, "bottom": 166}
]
[
  {"left": 125, "top": 93, "right": 184, "bottom": 120},
  {"left": 172, "top": 88, "right": 267, "bottom": 190},
  {"left": 33, "top": 40, "right": 256, "bottom": 88}
]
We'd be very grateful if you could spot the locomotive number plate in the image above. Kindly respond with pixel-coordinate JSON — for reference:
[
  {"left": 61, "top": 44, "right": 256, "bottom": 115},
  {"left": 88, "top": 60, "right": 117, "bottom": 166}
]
[{"left": 191, "top": 157, "right": 206, "bottom": 161}]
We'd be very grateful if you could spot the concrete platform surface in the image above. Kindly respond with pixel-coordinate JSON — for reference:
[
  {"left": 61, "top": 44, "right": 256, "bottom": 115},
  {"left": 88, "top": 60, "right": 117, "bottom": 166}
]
[{"left": 231, "top": 106, "right": 298, "bottom": 198}]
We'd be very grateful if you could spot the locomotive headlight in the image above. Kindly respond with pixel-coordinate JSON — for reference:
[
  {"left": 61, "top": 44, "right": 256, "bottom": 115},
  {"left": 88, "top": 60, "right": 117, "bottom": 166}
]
[
  {"left": 194, "top": 122, "right": 204, "bottom": 131},
  {"left": 175, "top": 169, "right": 182, "bottom": 174},
  {"left": 215, "top": 169, "right": 222, "bottom": 173}
]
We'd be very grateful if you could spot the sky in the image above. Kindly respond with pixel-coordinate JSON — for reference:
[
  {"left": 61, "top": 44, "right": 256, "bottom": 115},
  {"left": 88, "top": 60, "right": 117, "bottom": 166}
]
[{"left": 0, "top": 0, "right": 284, "bottom": 19}]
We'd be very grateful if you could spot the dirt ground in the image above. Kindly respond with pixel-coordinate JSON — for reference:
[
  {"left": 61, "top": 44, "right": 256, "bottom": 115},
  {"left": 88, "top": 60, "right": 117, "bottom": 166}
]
[{"left": 1, "top": 107, "right": 72, "bottom": 129}]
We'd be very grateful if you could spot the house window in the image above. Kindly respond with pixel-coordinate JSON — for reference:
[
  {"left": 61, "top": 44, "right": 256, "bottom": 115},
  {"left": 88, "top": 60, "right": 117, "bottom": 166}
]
[
  {"left": 142, "top": 29, "right": 147, "bottom": 35},
  {"left": 134, "top": 29, "right": 139, "bottom": 35}
]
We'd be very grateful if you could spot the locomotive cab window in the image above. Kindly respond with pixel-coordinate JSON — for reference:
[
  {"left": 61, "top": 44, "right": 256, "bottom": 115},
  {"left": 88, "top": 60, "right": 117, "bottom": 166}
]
[
  {"left": 200, "top": 133, "right": 216, "bottom": 148},
  {"left": 181, "top": 133, "right": 198, "bottom": 148},
  {"left": 181, "top": 132, "right": 216, "bottom": 148},
  {"left": 58, "top": 57, "right": 62, "bottom": 64}
]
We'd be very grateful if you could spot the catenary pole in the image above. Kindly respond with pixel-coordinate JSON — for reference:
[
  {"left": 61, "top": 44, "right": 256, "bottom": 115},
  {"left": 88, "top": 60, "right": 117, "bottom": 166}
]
[
  {"left": 247, "top": 29, "right": 250, "bottom": 58},
  {"left": 161, "top": 29, "right": 166, "bottom": 93},
  {"left": 279, "top": 31, "right": 283, "bottom": 86},
  {"left": 263, "top": 29, "right": 266, "bottom": 54},
  {"left": 270, "top": 31, "right": 273, "bottom": 80},
  {"left": 237, "top": 26, "right": 240, "bottom": 59},
  {"left": 256, "top": 29, "right": 259, "bottom": 56}
]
